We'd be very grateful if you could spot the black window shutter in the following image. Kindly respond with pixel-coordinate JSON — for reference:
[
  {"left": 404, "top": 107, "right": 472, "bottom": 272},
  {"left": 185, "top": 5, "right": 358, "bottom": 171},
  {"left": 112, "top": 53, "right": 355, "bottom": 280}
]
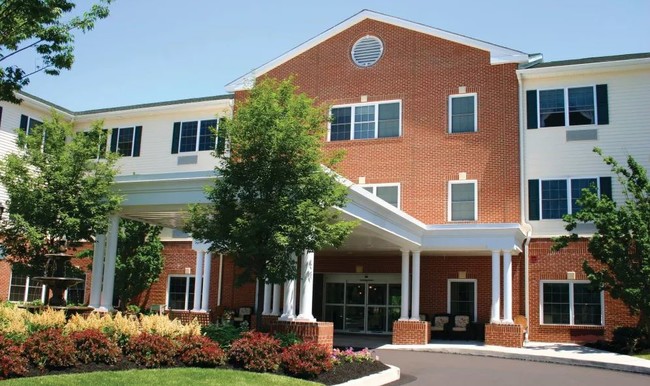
[
  {"left": 132, "top": 126, "right": 142, "bottom": 157},
  {"left": 171, "top": 122, "right": 180, "bottom": 154},
  {"left": 596, "top": 84, "right": 609, "bottom": 125},
  {"left": 526, "top": 90, "right": 538, "bottom": 129},
  {"left": 110, "top": 128, "right": 118, "bottom": 153},
  {"left": 599, "top": 176, "right": 612, "bottom": 199},
  {"left": 19, "top": 114, "right": 28, "bottom": 132},
  {"left": 528, "top": 179, "right": 540, "bottom": 220},
  {"left": 216, "top": 118, "right": 226, "bottom": 156},
  {"left": 0, "top": 107, "right": 3, "bottom": 127}
]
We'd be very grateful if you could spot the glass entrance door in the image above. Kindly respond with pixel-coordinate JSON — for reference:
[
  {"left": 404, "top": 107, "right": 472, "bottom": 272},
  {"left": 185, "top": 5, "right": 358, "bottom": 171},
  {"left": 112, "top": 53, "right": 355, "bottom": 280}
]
[{"left": 324, "top": 276, "right": 401, "bottom": 334}]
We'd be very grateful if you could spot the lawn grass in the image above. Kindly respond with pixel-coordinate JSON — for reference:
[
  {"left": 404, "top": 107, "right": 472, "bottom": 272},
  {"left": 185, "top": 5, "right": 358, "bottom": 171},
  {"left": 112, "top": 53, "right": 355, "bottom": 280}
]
[
  {"left": 2, "top": 368, "right": 320, "bottom": 386},
  {"left": 634, "top": 353, "right": 650, "bottom": 360}
]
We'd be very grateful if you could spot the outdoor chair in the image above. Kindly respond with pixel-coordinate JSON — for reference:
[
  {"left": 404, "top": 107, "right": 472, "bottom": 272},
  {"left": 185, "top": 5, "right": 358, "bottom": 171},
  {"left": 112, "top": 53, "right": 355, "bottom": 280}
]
[
  {"left": 233, "top": 307, "right": 252, "bottom": 325},
  {"left": 452, "top": 314, "right": 470, "bottom": 332}
]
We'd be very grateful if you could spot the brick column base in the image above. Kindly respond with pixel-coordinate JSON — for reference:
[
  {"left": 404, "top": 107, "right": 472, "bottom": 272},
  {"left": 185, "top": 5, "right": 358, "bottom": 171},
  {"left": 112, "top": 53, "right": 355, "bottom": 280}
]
[
  {"left": 271, "top": 320, "right": 333, "bottom": 351},
  {"left": 167, "top": 310, "right": 211, "bottom": 326},
  {"left": 259, "top": 315, "right": 279, "bottom": 332},
  {"left": 484, "top": 323, "right": 523, "bottom": 347},
  {"left": 392, "top": 320, "right": 431, "bottom": 345}
]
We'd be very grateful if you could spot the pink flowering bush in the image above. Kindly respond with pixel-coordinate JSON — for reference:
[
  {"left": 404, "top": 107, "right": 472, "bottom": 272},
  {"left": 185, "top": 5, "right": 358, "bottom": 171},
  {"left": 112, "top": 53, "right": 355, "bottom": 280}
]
[{"left": 331, "top": 347, "right": 374, "bottom": 365}]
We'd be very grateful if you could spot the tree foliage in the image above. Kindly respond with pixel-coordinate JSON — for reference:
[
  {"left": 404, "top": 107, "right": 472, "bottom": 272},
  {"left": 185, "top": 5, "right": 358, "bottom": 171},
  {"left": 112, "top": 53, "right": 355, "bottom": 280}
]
[
  {"left": 554, "top": 148, "right": 650, "bottom": 333},
  {"left": 0, "top": 112, "right": 121, "bottom": 273},
  {"left": 0, "top": 0, "right": 112, "bottom": 103},
  {"left": 186, "top": 77, "right": 356, "bottom": 286},
  {"left": 114, "top": 219, "right": 164, "bottom": 309}
]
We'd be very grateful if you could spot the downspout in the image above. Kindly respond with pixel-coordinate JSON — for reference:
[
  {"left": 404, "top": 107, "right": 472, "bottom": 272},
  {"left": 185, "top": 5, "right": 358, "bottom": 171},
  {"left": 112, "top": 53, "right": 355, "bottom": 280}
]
[
  {"left": 217, "top": 253, "right": 223, "bottom": 307},
  {"left": 517, "top": 70, "right": 533, "bottom": 341}
]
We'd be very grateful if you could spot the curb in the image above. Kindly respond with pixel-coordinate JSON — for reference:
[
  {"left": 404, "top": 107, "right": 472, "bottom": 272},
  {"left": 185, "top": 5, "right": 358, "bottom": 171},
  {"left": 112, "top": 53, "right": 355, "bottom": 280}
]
[
  {"left": 333, "top": 364, "right": 400, "bottom": 386},
  {"left": 382, "top": 346, "right": 650, "bottom": 375}
]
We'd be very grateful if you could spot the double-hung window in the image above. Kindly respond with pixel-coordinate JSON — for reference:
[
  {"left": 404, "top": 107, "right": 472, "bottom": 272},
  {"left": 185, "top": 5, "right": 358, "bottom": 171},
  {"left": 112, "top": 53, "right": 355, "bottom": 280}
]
[
  {"left": 19, "top": 114, "right": 43, "bottom": 135},
  {"left": 541, "top": 281, "right": 603, "bottom": 325},
  {"left": 360, "top": 183, "right": 400, "bottom": 208},
  {"left": 449, "top": 181, "right": 477, "bottom": 221},
  {"left": 167, "top": 275, "right": 195, "bottom": 310},
  {"left": 329, "top": 101, "right": 401, "bottom": 141},
  {"left": 527, "top": 85, "right": 609, "bottom": 129},
  {"left": 529, "top": 177, "right": 611, "bottom": 221},
  {"left": 9, "top": 273, "right": 46, "bottom": 303},
  {"left": 172, "top": 119, "right": 219, "bottom": 153},
  {"left": 449, "top": 94, "right": 477, "bottom": 133},
  {"left": 110, "top": 126, "right": 142, "bottom": 157}
]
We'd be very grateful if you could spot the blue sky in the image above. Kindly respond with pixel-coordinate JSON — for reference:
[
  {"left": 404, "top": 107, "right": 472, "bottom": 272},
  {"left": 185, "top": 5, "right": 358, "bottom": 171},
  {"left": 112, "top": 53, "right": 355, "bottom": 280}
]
[{"left": 19, "top": 0, "right": 650, "bottom": 111}]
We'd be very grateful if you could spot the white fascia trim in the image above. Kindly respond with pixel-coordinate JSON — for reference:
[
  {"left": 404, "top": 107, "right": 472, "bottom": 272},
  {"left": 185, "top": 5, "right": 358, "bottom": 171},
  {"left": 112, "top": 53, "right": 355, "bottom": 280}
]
[
  {"left": 517, "top": 58, "right": 650, "bottom": 79},
  {"left": 225, "top": 10, "right": 529, "bottom": 91},
  {"left": 74, "top": 100, "right": 232, "bottom": 122},
  {"left": 17, "top": 94, "right": 74, "bottom": 119}
]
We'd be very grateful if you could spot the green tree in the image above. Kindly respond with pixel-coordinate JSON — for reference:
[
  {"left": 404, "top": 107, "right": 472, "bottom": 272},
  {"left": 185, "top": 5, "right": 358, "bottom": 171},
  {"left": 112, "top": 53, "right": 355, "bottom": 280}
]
[
  {"left": 554, "top": 148, "right": 650, "bottom": 336},
  {"left": 114, "top": 219, "right": 164, "bottom": 310},
  {"left": 0, "top": 0, "right": 112, "bottom": 103},
  {"left": 186, "top": 77, "right": 356, "bottom": 323},
  {"left": 0, "top": 112, "right": 121, "bottom": 274}
]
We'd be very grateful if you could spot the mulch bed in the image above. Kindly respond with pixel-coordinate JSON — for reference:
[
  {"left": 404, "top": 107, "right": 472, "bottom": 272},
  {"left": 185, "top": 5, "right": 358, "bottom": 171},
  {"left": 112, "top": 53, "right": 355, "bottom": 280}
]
[{"left": 21, "top": 357, "right": 389, "bottom": 385}]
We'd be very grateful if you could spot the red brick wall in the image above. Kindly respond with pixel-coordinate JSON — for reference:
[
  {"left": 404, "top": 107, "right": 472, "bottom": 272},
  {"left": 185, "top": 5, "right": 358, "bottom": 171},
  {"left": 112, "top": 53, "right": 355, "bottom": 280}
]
[
  {"left": 237, "top": 18, "right": 520, "bottom": 225},
  {"left": 393, "top": 320, "right": 430, "bottom": 345},
  {"left": 485, "top": 324, "right": 523, "bottom": 347},
  {"left": 272, "top": 321, "right": 334, "bottom": 351},
  {"left": 528, "top": 238, "right": 638, "bottom": 343}
]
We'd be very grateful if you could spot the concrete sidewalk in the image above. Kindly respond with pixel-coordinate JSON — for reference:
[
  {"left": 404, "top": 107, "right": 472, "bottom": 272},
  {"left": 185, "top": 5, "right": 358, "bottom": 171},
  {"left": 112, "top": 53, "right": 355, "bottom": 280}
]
[{"left": 333, "top": 335, "right": 650, "bottom": 375}]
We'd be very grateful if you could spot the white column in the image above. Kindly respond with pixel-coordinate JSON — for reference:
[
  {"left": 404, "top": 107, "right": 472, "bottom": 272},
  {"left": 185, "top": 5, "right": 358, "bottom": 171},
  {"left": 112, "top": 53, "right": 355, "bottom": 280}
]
[
  {"left": 99, "top": 215, "right": 119, "bottom": 311},
  {"left": 297, "top": 250, "right": 316, "bottom": 322},
  {"left": 400, "top": 249, "right": 410, "bottom": 320},
  {"left": 200, "top": 252, "right": 212, "bottom": 312},
  {"left": 89, "top": 234, "right": 106, "bottom": 309},
  {"left": 503, "top": 250, "right": 513, "bottom": 324},
  {"left": 192, "top": 251, "right": 204, "bottom": 311},
  {"left": 279, "top": 253, "right": 297, "bottom": 321},
  {"left": 410, "top": 250, "right": 421, "bottom": 321},
  {"left": 262, "top": 282, "right": 272, "bottom": 315},
  {"left": 271, "top": 283, "right": 281, "bottom": 316},
  {"left": 491, "top": 250, "right": 501, "bottom": 323}
]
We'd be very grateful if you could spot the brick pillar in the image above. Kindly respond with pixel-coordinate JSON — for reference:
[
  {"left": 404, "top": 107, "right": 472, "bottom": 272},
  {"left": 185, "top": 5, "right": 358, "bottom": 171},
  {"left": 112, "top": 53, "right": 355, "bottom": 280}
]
[
  {"left": 485, "top": 323, "right": 523, "bottom": 347},
  {"left": 271, "top": 320, "right": 333, "bottom": 351},
  {"left": 392, "top": 320, "right": 430, "bottom": 345}
]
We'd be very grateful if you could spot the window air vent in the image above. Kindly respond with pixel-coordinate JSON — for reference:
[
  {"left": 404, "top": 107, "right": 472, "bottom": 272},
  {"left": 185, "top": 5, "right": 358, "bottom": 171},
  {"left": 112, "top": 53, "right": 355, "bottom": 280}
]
[{"left": 351, "top": 36, "right": 384, "bottom": 68}]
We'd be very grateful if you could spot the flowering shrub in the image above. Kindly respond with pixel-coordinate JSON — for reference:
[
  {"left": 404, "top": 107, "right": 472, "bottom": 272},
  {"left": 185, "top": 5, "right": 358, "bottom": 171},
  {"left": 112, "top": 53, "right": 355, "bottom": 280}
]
[
  {"left": 24, "top": 328, "right": 76, "bottom": 370},
  {"left": 331, "top": 347, "right": 374, "bottom": 365},
  {"left": 70, "top": 329, "right": 121, "bottom": 365},
  {"left": 0, "top": 335, "right": 29, "bottom": 380},
  {"left": 178, "top": 335, "right": 226, "bottom": 367},
  {"left": 0, "top": 302, "right": 29, "bottom": 341},
  {"left": 26, "top": 307, "right": 67, "bottom": 333},
  {"left": 229, "top": 331, "right": 281, "bottom": 372},
  {"left": 139, "top": 314, "right": 201, "bottom": 338},
  {"left": 281, "top": 342, "right": 333, "bottom": 378},
  {"left": 124, "top": 332, "right": 177, "bottom": 368}
]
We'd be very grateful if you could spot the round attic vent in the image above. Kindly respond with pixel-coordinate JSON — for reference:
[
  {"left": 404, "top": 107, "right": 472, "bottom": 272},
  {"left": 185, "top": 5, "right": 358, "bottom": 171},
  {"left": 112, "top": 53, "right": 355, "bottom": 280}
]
[{"left": 351, "top": 36, "right": 384, "bottom": 67}]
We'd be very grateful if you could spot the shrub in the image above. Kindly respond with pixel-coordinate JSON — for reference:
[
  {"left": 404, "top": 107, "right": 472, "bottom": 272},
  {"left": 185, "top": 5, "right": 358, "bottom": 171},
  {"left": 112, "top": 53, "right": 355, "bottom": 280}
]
[
  {"left": 0, "top": 302, "right": 29, "bottom": 341},
  {"left": 613, "top": 326, "right": 645, "bottom": 354},
  {"left": 202, "top": 322, "right": 246, "bottom": 348},
  {"left": 70, "top": 329, "right": 121, "bottom": 365},
  {"left": 124, "top": 332, "right": 177, "bottom": 368},
  {"left": 139, "top": 314, "right": 201, "bottom": 338},
  {"left": 229, "top": 331, "right": 281, "bottom": 372},
  {"left": 24, "top": 328, "right": 76, "bottom": 370},
  {"left": 331, "top": 347, "right": 374, "bottom": 365},
  {"left": 178, "top": 335, "right": 227, "bottom": 367},
  {"left": 274, "top": 331, "right": 302, "bottom": 347},
  {"left": 26, "top": 307, "right": 67, "bottom": 334},
  {"left": 0, "top": 335, "right": 29, "bottom": 380},
  {"left": 281, "top": 342, "right": 333, "bottom": 378}
]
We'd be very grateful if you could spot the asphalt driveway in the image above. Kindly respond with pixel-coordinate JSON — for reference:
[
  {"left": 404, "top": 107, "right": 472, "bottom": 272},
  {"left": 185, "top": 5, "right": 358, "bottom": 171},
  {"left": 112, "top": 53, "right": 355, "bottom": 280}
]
[{"left": 376, "top": 349, "right": 649, "bottom": 386}]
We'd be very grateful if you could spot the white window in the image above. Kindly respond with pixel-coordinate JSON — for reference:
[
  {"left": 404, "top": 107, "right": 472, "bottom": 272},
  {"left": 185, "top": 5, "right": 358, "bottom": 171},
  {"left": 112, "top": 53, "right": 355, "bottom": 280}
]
[
  {"left": 449, "top": 94, "right": 477, "bottom": 133},
  {"left": 448, "top": 180, "right": 477, "bottom": 221},
  {"left": 8, "top": 269, "right": 85, "bottom": 304},
  {"left": 538, "top": 86, "right": 596, "bottom": 127},
  {"left": 20, "top": 115, "right": 43, "bottom": 135},
  {"left": 360, "top": 183, "right": 400, "bottom": 208},
  {"left": 178, "top": 119, "right": 218, "bottom": 152},
  {"left": 166, "top": 275, "right": 195, "bottom": 310},
  {"left": 540, "top": 281, "right": 603, "bottom": 326},
  {"left": 447, "top": 279, "right": 477, "bottom": 322},
  {"left": 540, "top": 177, "right": 599, "bottom": 219},
  {"left": 329, "top": 100, "right": 401, "bottom": 141},
  {"left": 115, "top": 127, "right": 136, "bottom": 156}
]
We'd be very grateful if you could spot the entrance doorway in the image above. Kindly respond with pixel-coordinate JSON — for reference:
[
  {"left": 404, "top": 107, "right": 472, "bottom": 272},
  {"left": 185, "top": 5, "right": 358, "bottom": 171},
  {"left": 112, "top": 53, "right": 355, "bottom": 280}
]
[{"left": 323, "top": 274, "right": 401, "bottom": 334}]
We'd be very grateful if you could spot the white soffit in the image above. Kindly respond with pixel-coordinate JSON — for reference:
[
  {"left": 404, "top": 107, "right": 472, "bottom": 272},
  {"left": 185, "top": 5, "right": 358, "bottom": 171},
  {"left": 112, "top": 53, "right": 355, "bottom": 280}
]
[{"left": 225, "top": 9, "right": 529, "bottom": 92}]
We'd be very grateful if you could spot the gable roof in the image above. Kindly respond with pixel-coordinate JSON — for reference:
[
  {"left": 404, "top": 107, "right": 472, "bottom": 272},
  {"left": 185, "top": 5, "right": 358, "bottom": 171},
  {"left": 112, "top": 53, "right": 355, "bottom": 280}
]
[
  {"left": 525, "top": 52, "right": 650, "bottom": 69},
  {"left": 225, "top": 9, "right": 531, "bottom": 92}
]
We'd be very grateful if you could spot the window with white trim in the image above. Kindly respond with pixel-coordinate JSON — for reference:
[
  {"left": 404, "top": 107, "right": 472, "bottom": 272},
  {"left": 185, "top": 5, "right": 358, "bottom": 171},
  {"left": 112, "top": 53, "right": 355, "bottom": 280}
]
[
  {"left": 360, "top": 183, "right": 400, "bottom": 208},
  {"left": 115, "top": 127, "right": 136, "bottom": 156},
  {"left": 540, "top": 177, "right": 598, "bottom": 219},
  {"left": 449, "top": 181, "right": 477, "bottom": 221},
  {"left": 329, "top": 101, "right": 401, "bottom": 141},
  {"left": 167, "top": 275, "right": 195, "bottom": 310},
  {"left": 178, "top": 119, "right": 218, "bottom": 152},
  {"left": 448, "top": 279, "right": 476, "bottom": 322},
  {"left": 449, "top": 94, "right": 477, "bottom": 133},
  {"left": 8, "top": 269, "right": 85, "bottom": 304},
  {"left": 538, "top": 86, "right": 596, "bottom": 127},
  {"left": 541, "top": 281, "right": 603, "bottom": 325}
]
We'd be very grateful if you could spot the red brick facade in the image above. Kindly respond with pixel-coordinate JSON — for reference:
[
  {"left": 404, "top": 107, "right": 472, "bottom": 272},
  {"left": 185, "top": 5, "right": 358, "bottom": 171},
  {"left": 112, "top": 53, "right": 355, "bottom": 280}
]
[
  {"left": 392, "top": 320, "right": 431, "bottom": 345},
  {"left": 271, "top": 321, "right": 334, "bottom": 351},
  {"left": 485, "top": 324, "right": 524, "bottom": 347}
]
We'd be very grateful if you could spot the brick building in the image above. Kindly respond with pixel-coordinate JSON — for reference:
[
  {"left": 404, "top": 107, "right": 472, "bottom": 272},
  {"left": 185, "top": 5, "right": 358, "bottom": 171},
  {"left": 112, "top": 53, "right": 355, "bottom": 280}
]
[{"left": 1, "top": 10, "right": 648, "bottom": 348}]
